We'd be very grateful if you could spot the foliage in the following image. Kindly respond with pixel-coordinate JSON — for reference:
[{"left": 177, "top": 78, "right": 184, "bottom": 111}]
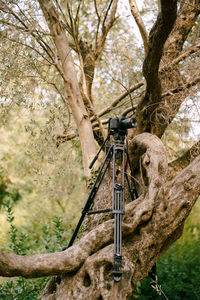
[
  {"left": 0, "top": 168, "right": 21, "bottom": 208},
  {"left": 0, "top": 277, "right": 47, "bottom": 300},
  {"left": 0, "top": 200, "right": 74, "bottom": 299},
  {"left": 0, "top": 105, "right": 86, "bottom": 247}
]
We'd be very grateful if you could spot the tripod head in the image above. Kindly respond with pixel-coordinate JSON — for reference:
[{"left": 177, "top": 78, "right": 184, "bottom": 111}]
[{"left": 89, "top": 116, "right": 137, "bottom": 169}]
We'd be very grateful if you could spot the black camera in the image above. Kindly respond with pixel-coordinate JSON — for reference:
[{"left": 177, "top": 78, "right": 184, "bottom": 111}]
[{"left": 109, "top": 116, "right": 137, "bottom": 131}]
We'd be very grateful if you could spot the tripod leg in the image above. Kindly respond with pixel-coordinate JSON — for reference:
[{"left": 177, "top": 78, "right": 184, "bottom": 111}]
[
  {"left": 112, "top": 142, "right": 125, "bottom": 282},
  {"left": 125, "top": 148, "right": 138, "bottom": 199},
  {"left": 65, "top": 144, "right": 114, "bottom": 249},
  {"left": 113, "top": 186, "right": 123, "bottom": 282}
]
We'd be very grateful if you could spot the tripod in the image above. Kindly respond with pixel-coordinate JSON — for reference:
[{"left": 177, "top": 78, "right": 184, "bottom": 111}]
[{"left": 63, "top": 116, "right": 138, "bottom": 282}]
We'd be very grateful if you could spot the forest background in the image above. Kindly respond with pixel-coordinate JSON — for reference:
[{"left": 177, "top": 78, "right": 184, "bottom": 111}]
[{"left": 0, "top": 0, "right": 199, "bottom": 299}]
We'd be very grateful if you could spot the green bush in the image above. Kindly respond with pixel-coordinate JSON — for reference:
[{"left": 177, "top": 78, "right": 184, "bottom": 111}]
[
  {"left": 0, "top": 277, "right": 48, "bottom": 300},
  {"left": 131, "top": 235, "right": 200, "bottom": 300},
  {"left": 0, "top": 200, "right": 71, "bottom": 299}
]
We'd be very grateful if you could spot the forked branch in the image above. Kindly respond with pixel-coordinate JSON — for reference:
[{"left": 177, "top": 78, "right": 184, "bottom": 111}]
[
  {"left": 95, "top": 0, "right": 118, "bottom": 58},
  {"left": 168, "top": 140, "right": 200, "bottom": 179},
  {"left": 142, "top": 0, "right": 177, "bottom": 100}
]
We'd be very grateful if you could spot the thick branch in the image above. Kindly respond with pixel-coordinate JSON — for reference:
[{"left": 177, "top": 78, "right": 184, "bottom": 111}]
[
  {"left": 145, "top": 1, "right": 200, "bottom": 137},
  {"left": 164, "top": 0, "right": 200, "bottom": 60},
  {"left": 136, "top": 0, "right": 177, "bottom": 134},
  {"left": 42, "top": 134, "right": 200, "bottom": 299},
  {"left": 136, "top": 1, "right": 200, "bottom": 137},
  {"left": 38, "top": 0, "right": 97, "bottom": 177},
  {"left": 168, "top": 140, "right": 200, "bottom": 179},
  {"left": 0, "top": 220, "right": 114, "bottom": 278},
  {"left": 142, "top": 0, "right": 177, "bottom": 99}
]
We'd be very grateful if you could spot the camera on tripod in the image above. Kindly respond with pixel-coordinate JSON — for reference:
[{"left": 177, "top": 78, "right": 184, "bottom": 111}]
[
  {"left": 64, "top": 115, "right": 138, "bottom": 282},
  {"left": 109, "top": 116, "right": 137, "bottom": 132}
]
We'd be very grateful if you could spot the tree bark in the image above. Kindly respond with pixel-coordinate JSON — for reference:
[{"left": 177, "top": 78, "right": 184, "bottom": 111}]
[{"left": 136, "top": 0, "right": 178, "bottom": 135}]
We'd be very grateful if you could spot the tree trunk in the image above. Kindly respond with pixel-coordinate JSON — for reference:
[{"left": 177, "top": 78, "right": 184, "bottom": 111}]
[{"left": 38, "top": 0, "right": 97, "bottom": 178}]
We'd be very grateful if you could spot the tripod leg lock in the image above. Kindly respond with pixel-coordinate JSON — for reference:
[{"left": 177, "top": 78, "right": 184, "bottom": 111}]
[{"left": 112, "top": 209, "right": 124, "bottom": 214}]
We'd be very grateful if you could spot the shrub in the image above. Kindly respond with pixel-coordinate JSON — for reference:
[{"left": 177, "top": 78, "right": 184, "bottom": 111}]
[{"left": 0, "top": 200, "right": 70, "bottom": 299}]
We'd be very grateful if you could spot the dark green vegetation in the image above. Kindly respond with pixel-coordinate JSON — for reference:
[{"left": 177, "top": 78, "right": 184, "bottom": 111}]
[{"left": 0, "top": 201, "right": 73, "bottom": 299}]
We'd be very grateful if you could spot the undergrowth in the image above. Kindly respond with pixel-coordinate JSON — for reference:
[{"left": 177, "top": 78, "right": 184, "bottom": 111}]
[{"left": 0, "top": 200, "right": 71, "bottom": 299}]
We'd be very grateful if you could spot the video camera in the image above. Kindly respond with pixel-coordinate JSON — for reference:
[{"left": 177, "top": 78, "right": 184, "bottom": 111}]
[{"left": 109, "top": 116, "right": 137, "bottom": 132}]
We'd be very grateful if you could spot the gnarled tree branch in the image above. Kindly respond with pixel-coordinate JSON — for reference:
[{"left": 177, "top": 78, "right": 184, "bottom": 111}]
[
  {"left": 168, "top": 140, "right": 200, "bottom": 179},
  {"left": 136, "top": 0, "right": 178, "bottom": 134},
  {"left": 136, "top": 1, "right": 200, "bottom": 138},
  {"left": 164, "top": 0, "right": 200, "bottom": 60},
  {"left": 0, "top": 220, "right": 114, "bottom": 278}
]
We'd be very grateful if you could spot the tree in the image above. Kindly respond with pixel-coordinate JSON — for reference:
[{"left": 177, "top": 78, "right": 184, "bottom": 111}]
[{"left": 0, "top": 0, "right": 200, "bottom": 299}]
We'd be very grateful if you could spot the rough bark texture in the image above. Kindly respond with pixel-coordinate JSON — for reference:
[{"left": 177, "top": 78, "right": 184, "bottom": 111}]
[
  {"left": 136, "top": 0, "right": 178, "bottom": 135},
  {"left": 1, "top": 134, "right": 199, "bottom": 300},
  {"left": 168, "top": 140, "right": 200, "bottom": 180}
]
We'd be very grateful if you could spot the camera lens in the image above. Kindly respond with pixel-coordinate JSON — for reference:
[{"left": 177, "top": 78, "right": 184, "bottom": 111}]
[
  {"left": 109, "top": 116, "right": 137, "bottom": 131},
  {"left": 121, "top": 117, "right": 137, "bottom": 129}
]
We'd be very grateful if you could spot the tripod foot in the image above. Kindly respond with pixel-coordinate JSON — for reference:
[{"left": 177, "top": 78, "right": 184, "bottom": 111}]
[
  {"left": 62, "top": 246, "right": 68, "bottom": 251},
  {"left": 113, "top": 255, "right": 122, "bottom": 282},
  {"left": 113, "top": 270, "right": 122, "bottom": 282}
]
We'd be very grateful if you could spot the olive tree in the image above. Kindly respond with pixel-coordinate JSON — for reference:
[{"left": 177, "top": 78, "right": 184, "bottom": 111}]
[{"left": 0, "top": 0, "right": 200, "bottom": 299}]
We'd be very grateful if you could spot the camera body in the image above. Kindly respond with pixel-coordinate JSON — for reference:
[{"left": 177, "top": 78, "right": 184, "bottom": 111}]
[{"left": 109, "top": 116, "right": 137, "bottom": 131}]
